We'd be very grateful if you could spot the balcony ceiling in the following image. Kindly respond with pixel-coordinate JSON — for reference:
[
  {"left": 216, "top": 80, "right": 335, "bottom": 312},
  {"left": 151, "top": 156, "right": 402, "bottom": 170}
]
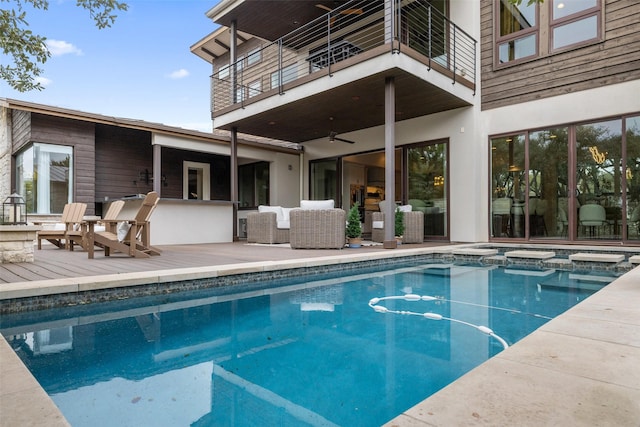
[
  {"left": 214, "top": 68, "right": 472, "bottom": 144},
  {"left": 213, "top": 1, "right": 357, "bottom": 42}
]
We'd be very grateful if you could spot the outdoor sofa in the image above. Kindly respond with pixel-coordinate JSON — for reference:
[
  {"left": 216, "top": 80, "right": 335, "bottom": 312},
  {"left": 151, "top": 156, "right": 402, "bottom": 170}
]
[{"left": 247, "top": 200, "right": 346, "bottom": 249}]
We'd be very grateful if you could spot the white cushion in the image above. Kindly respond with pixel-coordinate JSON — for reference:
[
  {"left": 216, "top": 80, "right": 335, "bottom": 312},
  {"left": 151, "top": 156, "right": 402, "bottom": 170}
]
[
  {"left": 117, "top": 222, "right": 131, "bottom": 242},
  {"left": 258, "top": 205, "right": 284, "bottom": 221},
  {"left": 372, "top": 220, "right": 384, "bottom": 229},
  {"left": 277, "top": 220, "right": 290, "bottom": 229},
  {"left": 300, "top": 199, "right": 334, "bottom": 210},
  {"left": 398, "top": 204, "right": 412, "bottom": 212},
  {"left": 281, "top": 207, "right": 294, "bottom": 222}
]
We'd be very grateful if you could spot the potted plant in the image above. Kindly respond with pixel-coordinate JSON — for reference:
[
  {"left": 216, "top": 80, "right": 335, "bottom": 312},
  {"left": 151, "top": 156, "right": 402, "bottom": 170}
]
[
  {"left": 346, "top": 203, "right": 363, "bottom": 248},
  {"left": 395, "top": 206, "right": 405, "bottom": 244}
]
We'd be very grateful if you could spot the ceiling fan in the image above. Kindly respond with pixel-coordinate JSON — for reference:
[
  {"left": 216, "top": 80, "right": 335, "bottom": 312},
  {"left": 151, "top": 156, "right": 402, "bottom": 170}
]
[{"left": 329, "top": 131, "right": 355, "bottom": 144}]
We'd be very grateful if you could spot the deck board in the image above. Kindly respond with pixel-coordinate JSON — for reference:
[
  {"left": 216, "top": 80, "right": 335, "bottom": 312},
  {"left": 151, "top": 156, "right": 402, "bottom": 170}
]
[{"left": 1, "top": 241, "right": 447, "bottom": 285}]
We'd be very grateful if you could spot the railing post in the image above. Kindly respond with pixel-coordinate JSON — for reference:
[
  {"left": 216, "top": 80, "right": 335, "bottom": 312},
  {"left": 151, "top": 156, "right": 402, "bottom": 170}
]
[
  {"left": 278, "top": 39, "right": 284, "bottom": 94},
  {"left": 427, "top": 4, "right": 432, "bottom": 70},
  {"left": 452, "top": 25, "right": 457, "bottom": 85},
  {"left": 327, "top": 14, "right": 332, "bottom": 76},
  {"left": 230, "top": 19, "right": 238, "bottom": 104},
  {"left": 473, "top": 39, "right": 477, "bottom": 94},
  {"left": 395, "top": 0, "right": 401, "bottom": 53}
]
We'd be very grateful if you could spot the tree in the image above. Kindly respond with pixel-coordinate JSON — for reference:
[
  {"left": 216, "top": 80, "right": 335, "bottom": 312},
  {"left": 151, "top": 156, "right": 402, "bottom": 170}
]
[
  {"left": 1, "top": 0, "right": 128, "bottom": 92},
  {"left": 346, "top": 203, "right": 362, "bottom": 239}
]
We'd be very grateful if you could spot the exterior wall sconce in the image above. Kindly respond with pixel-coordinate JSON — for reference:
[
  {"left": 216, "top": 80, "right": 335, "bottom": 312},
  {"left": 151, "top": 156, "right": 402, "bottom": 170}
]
[
  {"left": 2, "top": 193, "right": 27, "bottom": 225},
  {"left": 135, "top": 169, "right": 168, "bottom": 186}
]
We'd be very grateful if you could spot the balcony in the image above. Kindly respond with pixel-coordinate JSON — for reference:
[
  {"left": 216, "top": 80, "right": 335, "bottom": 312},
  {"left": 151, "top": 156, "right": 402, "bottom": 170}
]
[{"left": 200, "top": 0, "right": 476, "bottom": 143}]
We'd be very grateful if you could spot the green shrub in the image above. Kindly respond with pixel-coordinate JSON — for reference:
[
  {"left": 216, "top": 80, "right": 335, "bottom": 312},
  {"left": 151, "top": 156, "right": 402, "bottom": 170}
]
[{"left": 346, "top": 203, "right": 362, "bottom": 238}]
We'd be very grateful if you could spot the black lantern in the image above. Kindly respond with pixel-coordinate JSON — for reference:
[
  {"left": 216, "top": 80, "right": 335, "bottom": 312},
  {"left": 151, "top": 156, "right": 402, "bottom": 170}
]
[{"left": 2, "top": 193, "right": 27, "bottom": 225}]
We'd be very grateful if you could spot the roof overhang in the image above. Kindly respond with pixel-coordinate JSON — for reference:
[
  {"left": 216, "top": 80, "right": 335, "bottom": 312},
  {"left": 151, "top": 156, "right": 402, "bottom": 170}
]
[
  {"left": 190, "top": 27, "right": 256, "bottom": 63},
  {"left": 0, "top": 98, "right": 301, "bottom": 153}
]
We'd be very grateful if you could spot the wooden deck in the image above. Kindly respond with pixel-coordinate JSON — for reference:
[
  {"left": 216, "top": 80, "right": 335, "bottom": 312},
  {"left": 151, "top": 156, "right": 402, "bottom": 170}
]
[{"left": 0, "top": 241, "right": 451, "bottom": 284}]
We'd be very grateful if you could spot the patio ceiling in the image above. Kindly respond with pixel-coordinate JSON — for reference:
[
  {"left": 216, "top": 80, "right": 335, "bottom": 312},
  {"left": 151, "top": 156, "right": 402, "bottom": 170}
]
[
  {"left": 210, "top": 1, "right": 356, "bottom": 42},
  {"left": 213, "top": 68, "right": 471, "bottom": 144}
]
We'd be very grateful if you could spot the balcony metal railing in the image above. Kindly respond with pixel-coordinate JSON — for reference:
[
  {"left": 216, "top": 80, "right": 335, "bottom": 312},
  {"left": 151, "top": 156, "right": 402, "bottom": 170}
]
[{"left": 211, "top": 0, "right": 476, "bottom": 116}]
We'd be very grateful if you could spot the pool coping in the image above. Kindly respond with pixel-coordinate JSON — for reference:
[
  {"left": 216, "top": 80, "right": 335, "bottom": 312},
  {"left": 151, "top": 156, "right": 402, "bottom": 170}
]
[{"left": 1, "top": 243, "right": 639, "bottom": 426}]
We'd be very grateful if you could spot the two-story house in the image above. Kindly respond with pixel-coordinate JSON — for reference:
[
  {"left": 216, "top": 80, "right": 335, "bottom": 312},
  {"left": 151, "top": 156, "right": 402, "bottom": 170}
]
[{"left": 191, "top": 0, "right": 639, "bottom": 246}]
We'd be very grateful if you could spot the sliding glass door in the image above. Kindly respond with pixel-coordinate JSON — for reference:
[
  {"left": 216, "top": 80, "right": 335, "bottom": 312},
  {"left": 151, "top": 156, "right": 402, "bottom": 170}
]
[
  {"left": 575, "top": 120, "right": 622, "bottom": 240},
  {"left": 627, "top": 116, "right": 640, "bottom": 241},
  {"left": 528, "top": 128, "right": 568, "bottom": 240},
  {"left": 407, "top": 141, "right": 448, "bottom": 238},
  {"left": 490, "top": 113, "right": 640, "bottom": 243}
]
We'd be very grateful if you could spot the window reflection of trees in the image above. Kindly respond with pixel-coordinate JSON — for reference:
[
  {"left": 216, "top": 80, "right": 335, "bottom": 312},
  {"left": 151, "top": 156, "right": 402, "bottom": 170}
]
[
  {"left": 408, "top": 143, "right": 445, "bottom": 202},
  {"left": 576, "top": 120, "right": 622, "bottom": 206},
  {"left": 625, "top": 117, "right": 640, "bottom": 239}
]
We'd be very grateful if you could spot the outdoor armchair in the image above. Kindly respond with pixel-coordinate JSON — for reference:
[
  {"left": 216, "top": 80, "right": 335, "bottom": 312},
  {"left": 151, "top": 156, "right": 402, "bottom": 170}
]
[
  {"left": 247, "top": 205, "right": 291, "bottom": 244},
  {"left": 289, "top": 200, "right": 346, "bottom": 249},
  {"left": 85, "top": 192, "right": 160, "bottom": 259},
  {"left": 36, "top": 203, "right": 87, "bottom": 250},
  {"left": 371, "top": 206, "right": 424, "bottom": 244}
]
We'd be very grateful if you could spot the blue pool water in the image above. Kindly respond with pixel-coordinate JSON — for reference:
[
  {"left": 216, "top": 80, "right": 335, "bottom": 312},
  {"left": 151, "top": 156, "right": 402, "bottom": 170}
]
[{"left": 1, "top": 263, "right": 614, "bottom": 426}]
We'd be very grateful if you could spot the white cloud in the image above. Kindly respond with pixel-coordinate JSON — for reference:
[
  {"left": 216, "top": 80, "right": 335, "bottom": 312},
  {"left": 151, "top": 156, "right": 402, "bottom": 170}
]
[
  {"left": 168, "top": 69, "right": 189, "bottom": 79},
  {"left": 46, "top": 39, "right": 83, "bottom": 56},
  {"left": 35, "top": 76, "right": 52, "bottom": 87}
]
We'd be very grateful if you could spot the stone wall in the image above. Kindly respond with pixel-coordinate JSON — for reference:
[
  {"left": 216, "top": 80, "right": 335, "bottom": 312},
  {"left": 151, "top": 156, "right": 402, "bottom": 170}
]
[
  {"left": 0, "top": 106, "right": 11, "bottom": 203},
  {"left": 0, "top": 226, "right": 40, "bottom": 263}
]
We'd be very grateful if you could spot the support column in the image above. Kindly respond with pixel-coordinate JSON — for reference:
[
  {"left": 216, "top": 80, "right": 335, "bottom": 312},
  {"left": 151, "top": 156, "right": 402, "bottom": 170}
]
[
  {"left": 230, "top": 20, "right": 238, "bottom": 104},
  {"left": 383, "top": 76, "right": 396, "bottom": 249},
  {"left": 229, "top": 20, "right": 239, "bottom": 240},
  {"left": 231, "top": 127, "right": 239, "bottom": 241},
  {"left": 152, "top": 144, "right": 161, "bottom": 196}
]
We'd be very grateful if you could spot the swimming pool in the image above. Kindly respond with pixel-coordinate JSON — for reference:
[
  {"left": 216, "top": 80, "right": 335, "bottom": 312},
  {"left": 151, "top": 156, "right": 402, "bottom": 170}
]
[{"left": 1, "top": 262, "right": 614, "bottom": 426}]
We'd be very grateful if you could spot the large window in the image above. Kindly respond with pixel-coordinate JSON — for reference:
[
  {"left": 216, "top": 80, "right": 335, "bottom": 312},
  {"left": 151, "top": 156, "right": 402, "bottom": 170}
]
[
  {"left": 239, "top": 162, "right": 269, "bottom": 208},
  {"left": 528, "top": 128, "right": 569, "bottom": 240},
  {"left": 490, "top": 113, "right": 639, "bottom": 243},
  {"left": 576, "top": 119, "right": 622, "bottom": 240},
  {"left": 310, "top": 159, "right": 338, "bottom": 202},
  {"left": 312, "top": 141, "right": 449, "bottom": 240},
  {"left": 495, "top": 0, "right": 602, "bottom": 66},
  {"left": 626, "top": 116, "right": 640, "bottom": 240},
  {"left": 491, "top": 134, "right": 525, "bottom": 237},
  {"left": 551, "top": 0, "right": 600, "bottom": 51},
  {"left": 16, "top": 143, "right": 73, "bottom": 214},
  {"left": 497, "top": 0, "right": 537, "bottom": 64},
  {"left": 407, "top": 141, "right": 448, "bottom": 238}
]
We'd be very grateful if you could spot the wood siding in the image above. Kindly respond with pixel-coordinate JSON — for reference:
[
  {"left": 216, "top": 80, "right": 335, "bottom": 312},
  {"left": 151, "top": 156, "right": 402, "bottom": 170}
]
[
  {"left": 30, "top": 114, "right": 96, "bottom": 215},
  {"left": 95, "top": 125, "right": 153, "bottom": 200},
  {"left": 11, "top": 110, "right": 32, "bottom": 152},
  {"left": 481, "top": 0, "right": 640, "bottom": 111}
]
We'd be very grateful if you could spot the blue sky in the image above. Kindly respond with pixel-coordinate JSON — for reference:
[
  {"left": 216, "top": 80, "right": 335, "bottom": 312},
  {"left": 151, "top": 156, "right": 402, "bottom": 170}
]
[{"left": 0, "top": 0, "right": 220, "bottom": 132}]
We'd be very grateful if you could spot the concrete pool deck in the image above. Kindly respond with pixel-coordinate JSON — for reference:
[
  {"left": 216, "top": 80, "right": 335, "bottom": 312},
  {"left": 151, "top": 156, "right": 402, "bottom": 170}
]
[{"left": 1, "top": 241, "right": 639, "bottom": 426}]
